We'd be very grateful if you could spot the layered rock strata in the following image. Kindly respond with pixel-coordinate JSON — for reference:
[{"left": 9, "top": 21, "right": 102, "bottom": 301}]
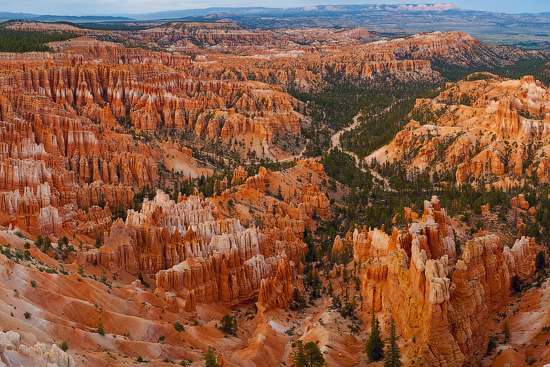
[
  {"left": 86, "top": 191, "right": 304, "bottom": 309},
  {"left": 372, "top": 74, "right": 550, "bottom": 187},
  {"left": 346, "top": 197, "right": 537, "bottom": 367}
]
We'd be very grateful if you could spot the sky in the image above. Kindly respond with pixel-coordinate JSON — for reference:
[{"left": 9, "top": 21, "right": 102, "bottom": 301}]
[{"left": 0, "top": 0, "right": 549, "bottom": 16}]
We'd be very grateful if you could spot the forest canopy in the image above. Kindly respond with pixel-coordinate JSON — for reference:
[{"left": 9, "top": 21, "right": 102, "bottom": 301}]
[{"left": 0, "top": 28, "right": 76, "bottom": 52}]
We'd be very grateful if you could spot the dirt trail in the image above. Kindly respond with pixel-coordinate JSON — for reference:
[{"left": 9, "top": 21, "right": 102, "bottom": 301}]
[
  {"left": 329, "top": 114, "right": 394, "bottom": 191},
  {"left": 278, "top": 142, "right": 308, "bottom": 163},
  {"left": 329, "top": 114, "right": 363, "bottom": 152}
]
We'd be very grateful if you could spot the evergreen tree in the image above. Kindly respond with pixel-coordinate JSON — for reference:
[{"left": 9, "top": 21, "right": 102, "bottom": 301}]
[
  {"left": 219, "top": 314, "right": 237, "bottom": 336},
  {"left": 204, "top": 346, "right": 219, "bottom": 367},
  {"left": 536, "top": 250, "right": 546, "bottom": 271},
  {"left": 173, "top": 180, "right": 180, "bottom": 201},
  {"left": 118, "top": 199, "right": 126, "bottom": 221},
  {"left": 43, "top": 236, "right": 52, "bottom": 252},
  {"left": 0, "top": 29, "right": 75, "bottom": 53},
  {"left": 291, "top": 340, "right": 326, "bottom": 367},
  {"left": 365, "top": 310, "right": 385, "bottom": 361},
  {"left": 384, "top": 317, "right": 402, "bottom": 367},
  {"left": 303, "top": 341, "right": 326, "bottom": 367},
  {"left": 95, "top": 233, "right": 103, "bottom": 249},
  {"left": 511, "top": 274, "right": 522, "bottom": 293},
  {"left": 502, "top": 321, "right": 511, "bottom": 343},
  {"left": 34, "top": 234, "right": 44, "bottom": 249},
  {"left": 57, "top": 237, "right": 66, "bottom": 250},
  {"left": 97, "top": 318, "right": 105, "bottom": 336},
  {"left": 291, "top": 340, "right": 306, "bottom": 367},
  {"left": 276, "top": 185, "right": 283, "bottom": 200}
]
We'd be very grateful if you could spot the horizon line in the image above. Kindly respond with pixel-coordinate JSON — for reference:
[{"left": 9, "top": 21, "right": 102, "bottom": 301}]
[{"left": 1, "top": 3, "right": 550, "bottom": 19}]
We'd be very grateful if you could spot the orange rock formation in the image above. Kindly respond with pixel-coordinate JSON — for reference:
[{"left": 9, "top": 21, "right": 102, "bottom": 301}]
[
  {"left": 346, "top": 197, "right": 538, "bottom": 366},
  {"left": 372, "top": 74, "right": 550, "bottom": 187}
]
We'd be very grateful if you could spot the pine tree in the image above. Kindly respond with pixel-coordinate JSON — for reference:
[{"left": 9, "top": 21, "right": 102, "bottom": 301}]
[
  {"left": 204, "top": 346, "right": 219, "bottom": 367},
  {"left": 277, "top": 185, "right": 283, "bottom": 200},
  {"left": 291, "top": 340, "right": 306, "bottom": 367},
  {"left": 97, "top": 318, "right": 105, "bottom": 336},
  {"left": 536, "top": 250, "right": 546, "bottom": 271},
  {"left": 303, "top": 341, "right": 326, "bottom": 367},
  {"left": 384, "top": 317, "right": 402, "bottom": 367},
  {"left": 118, "top": 199, "right": 126, "bottom": 221},
  {"left": 43, "top": 236, "right": 52, "bottom": 252},
  {"left": 291, "top": 340, "right": 326, "bottom": 367},
  {"left": 365, "top": 310, "right": 385, "bottom": 361},
  {"left": 173, "top": 180, "right": 179, "bottom": 201},
  {"left": 35, "top": 234, "right": 44, "bottom": 249},
  {"left": 219, "top": 314, "right": 237, "bottom": 336},
  {"left": 502, "top": 321, "right": 511, "bottom": 343}
]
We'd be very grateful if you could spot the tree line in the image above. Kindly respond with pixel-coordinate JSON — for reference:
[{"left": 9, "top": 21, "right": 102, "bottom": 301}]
[{"left": 0, "top": 29, "right": 76, "bottom": 52}]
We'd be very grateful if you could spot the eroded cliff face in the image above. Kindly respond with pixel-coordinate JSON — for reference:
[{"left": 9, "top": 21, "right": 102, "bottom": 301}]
[
  {"left": 372, "top": 74, "right": 550, "bottom": 188},
  {"left": 0, "top": 30, "right": 531, "bottom": 232},
  {"left": 0, "top": 330, "right": 75, "bottom": 367},
  {"left": 1, "top": 38, "right": 302, "bottom": 140},
  {"left": 0, "top": 75, "right": 157, "bottom": 236},
  {"left": 387, "top": 32, "right": 548, "bottom": 68},
  {"left": 0, "top": 36, "right": 313, "bottom": 236},
  {"left": 85, "top": 191, "right": 304, "bottom": 309},
  {"left": 347, "top": 197, "right": 538, "bottom": 367},
  {"left": 141, "top": 22, "right": 270, "bottom": 49}
]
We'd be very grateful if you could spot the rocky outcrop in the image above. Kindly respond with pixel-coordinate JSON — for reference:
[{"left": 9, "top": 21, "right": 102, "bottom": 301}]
[
  {"left": 257, "top": 255, "right": 295, "bottom": 309},
  {"left": 5, "top": 20, "right": 88, "bottom": 35},
  {"left": 0, "top": 330, "right": 75, "bottom": 367},
  {"left": 85, "top": 191, "right": 303, "bottom": 309},
  {"left": 85, "top": 219, "right": 140, "bottom": 274},
  {"left": 375, "top": 74, "right": 550, "bottom": 186},
  {"left": 388, "top": 31, "right": 548, "bottom": 68},
  {"left": 352, "top": 227, "right": 392, "bottom": 263},
  {"left": 245, "top": 167, "right": 268, "bottom": 191},
  {"left": 297, "top": 158, "right": 326, "bottom": 176},
  {"left": 0, "top": 56, "right": 164, "bottom": 235},
  {"left": 184, "top": 290, "right": 197, "bottom": 312},
  {"left": 430, "top": 235, "right": 505, "bottom": 365},
  {"left": 348, "top": 197, "right": 538, "bottom": 367},
  {"left": 38, "top": 206, "right": 62, "bottom": 236},
  {"left": 231, "top": 166, "right": 248, "bottom": 185},
  {"left": 503, "top": 236, "right": 537, "bottom": 280},
  {"left": 0, "top": 37, "right": 306, "bottom": 231},
  {"left": 141, "top": 22, "right": 269, "bottom": 48},
  {"left": 511, "top": 194, "right": 530, "bottom": 210},
  {"left": 398, "top": 196, "right": 456, "bottom": 264},
  {"left": 164, "top": 292, "right": 180, "bottom": 313},
  {"left": 299, "top": 183, "right": 330, "bottom": 219},
  {"left": 156, "top": 253, "right": 280, "bottom": 306}
]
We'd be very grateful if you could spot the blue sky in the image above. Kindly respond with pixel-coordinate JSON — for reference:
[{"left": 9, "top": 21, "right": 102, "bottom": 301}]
[{"left": 1, "top": 1, "right": 549, "bottom": 16}]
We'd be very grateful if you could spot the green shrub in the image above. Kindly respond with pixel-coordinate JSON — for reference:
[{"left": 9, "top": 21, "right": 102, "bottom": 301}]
[
  {"left": 97, "top": 318, "right": 105, "bottom": 335},
  {"left": 60, "top": 341, "right": 69, "bottom": 352},
  {"left": 219, "top": 314, "right": 237, "bottom": 336},
  {"left": 174, "top": 321, "right": 184, "bottom": 332},
  {"left": 14, "top": 230, "right": 25, "bottom": 238}
]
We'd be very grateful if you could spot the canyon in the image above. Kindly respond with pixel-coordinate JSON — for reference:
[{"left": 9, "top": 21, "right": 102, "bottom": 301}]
[{"left": 0, "top": 19, "right": 549, "bottom": 367}]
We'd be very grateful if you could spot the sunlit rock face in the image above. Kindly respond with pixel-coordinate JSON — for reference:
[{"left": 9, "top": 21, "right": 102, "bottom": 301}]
[
  {"left": 83, "top": 190, "right": 303, "bottom": 309},
  {"left": 345, "top": 197, "right": 538, "bottom": 367},
  {"left": 375, "top": 74, "right": 550, "bottom": 188}
]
